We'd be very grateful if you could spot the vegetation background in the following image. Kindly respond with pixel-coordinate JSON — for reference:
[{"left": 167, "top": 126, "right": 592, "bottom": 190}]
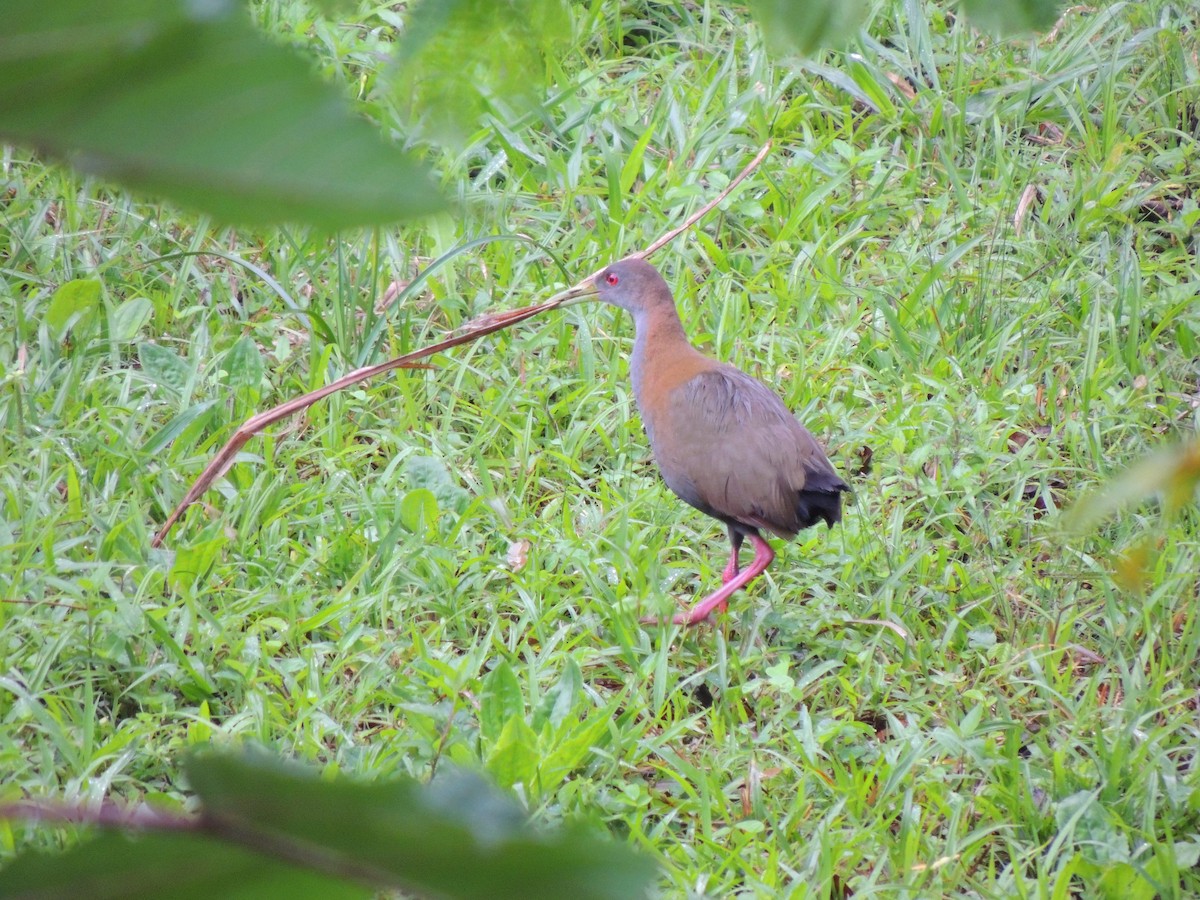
[{"left": 2, "top": 0, "right": 1199, "bottom": 896}]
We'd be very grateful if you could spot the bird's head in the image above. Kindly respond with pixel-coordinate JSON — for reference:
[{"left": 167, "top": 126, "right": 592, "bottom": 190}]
[{"left": 557, "top": 257, "right": 674, "bottom": 314}]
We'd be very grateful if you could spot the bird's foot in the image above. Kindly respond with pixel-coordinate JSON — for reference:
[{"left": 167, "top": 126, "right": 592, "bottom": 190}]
[
  {"left": 642, "top": 537, "right": 774, "bottom": 628},
  {"left": 639, "top": 599, "right": 728, "bottom": 627}
]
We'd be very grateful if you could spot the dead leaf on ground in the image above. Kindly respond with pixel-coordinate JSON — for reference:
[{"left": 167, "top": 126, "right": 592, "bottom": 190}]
[
  {"left": 1007, "top": 425, "right": 1054, "bottom": 452},
  {"left": 884, "top": 71, "right": 918, "bottom": 101},
  {"left": 855, "top": 444, "right": 874, "bottom": 476},
  {"left": 506, "top": 539, "right": 530, "bottom": 572},
  {"left": 1023, "top": 122, "right": 1066, "bottom": 145},
  {"left": 1014, "top": 183, "right": 1041, "bottom": 236}
]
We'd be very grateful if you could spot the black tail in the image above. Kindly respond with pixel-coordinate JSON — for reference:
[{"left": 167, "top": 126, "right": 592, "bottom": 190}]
[{"left": 796, "top": 470, "right": 850, "bottom": 529}]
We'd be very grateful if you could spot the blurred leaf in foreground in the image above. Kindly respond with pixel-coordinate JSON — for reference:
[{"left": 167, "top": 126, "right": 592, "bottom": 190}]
[
  {"left": 960, "top": 0, "right": 1066, "bottom": 36},
  {"left": 744, "top": 0, "right": 868, "bottom": 54},
  {"left": 744, "top": 0, "right": 1067, "bottom": 53},
  {"left": 0, "top": 0, "right": 444, "bottom": 228},
  {"left": 0, "top": 751, "right": 656, "bottom": 900},
  {"left": 391, "top": 0, "right": 573, "bottom": 142},
  {"left": 1065, "top": 441, "right": 1200, "bottom": 533},
  {"left": 0, "top": 830, "right": 366, "bottom": 900}
]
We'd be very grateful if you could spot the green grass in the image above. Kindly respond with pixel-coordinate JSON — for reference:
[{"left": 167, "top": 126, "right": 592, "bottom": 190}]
[{"left": 3, "top": 0, "right": 1200, "bottom": 896}]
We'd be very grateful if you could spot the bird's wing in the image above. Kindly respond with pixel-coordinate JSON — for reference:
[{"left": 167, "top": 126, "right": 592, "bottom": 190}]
[{"left": 653, "top": 366, "right": 842, "bottom": 537}]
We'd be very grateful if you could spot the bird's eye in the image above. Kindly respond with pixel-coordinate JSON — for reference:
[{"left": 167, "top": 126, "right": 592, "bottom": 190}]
[{"left": 605, "top": 273, "right": 619, "bottom": 286}]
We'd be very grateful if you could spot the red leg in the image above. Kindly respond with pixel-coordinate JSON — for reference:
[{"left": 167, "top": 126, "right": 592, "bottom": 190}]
[
  {"left": 641, "top": 534, "right": 775, "bottom": 626},
  {"left": 721, "top": 527, "right": 744, "bottom": 584},
  {"left": 721, "top": 553, "right": 740, "bottom": 584}
]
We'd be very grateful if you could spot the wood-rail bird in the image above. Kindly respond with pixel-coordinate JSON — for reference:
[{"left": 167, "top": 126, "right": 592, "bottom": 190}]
[{"left": 561, "top": 257, "right": 848, "bottom": 625}]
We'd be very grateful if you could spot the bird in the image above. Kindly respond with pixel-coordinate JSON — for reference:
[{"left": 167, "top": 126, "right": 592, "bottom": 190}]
[{"left": 560, "top": 257, "right": 848, "bottom": 626}]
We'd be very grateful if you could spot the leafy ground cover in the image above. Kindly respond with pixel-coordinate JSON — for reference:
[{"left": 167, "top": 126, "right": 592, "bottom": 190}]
[{"left": 2, "top": 0, "right": 1199, "bottom": 895}]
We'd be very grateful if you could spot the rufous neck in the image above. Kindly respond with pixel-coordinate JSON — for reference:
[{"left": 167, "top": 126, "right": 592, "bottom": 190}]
[{"left": 629, "top": 301, "right": 696, "bottom": 404}]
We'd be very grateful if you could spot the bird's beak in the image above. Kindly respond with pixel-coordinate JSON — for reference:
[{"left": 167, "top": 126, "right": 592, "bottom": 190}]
[{"left": 552, "top": 281, "right": 599, "bottom": 307}]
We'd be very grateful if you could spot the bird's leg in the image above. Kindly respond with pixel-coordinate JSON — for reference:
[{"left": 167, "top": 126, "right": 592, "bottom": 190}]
[
  {"left": 642, "top": 534, "right": 775, "bottom": 627},
  {"left": 721, "top": 527, "right": 745, "bottom": 585}
]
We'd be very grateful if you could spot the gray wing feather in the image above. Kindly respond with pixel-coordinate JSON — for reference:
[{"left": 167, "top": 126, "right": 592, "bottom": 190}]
[{"left": 648, "top": 367, "right": 840, "bottom": 537}]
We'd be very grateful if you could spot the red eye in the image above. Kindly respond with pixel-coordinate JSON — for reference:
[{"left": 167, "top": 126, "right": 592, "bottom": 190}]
[{"left": 605, "top": 272, "right": 619, "bottom": 286}]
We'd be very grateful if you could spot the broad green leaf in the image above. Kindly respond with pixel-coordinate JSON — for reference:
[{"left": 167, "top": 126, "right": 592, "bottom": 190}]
[
  {"left": 1054, "top": 791, "right": 1130, "bottom": 867},
  {"left": 137, "top": 342, "right": 193, "bottom": 397},
  {"left": 960, "top": 0, "right": 1065, "bottom": 35},
  {"left": 169, "top": 533, "right": 228, "bottom": 593},
  {"left": 1174, "top": 840, "right": 1200, "bottom": 869},
  {"left": 1094, "top": 861, "right": 1158, "bottom": 900},
  {"left": 0, "top": 0, "right": 444, "bottom": 228},
  {"left": 405, "top": 455, "right": 470, "bottom": 513},
  {"left": 186, "top": 752, "right": 657, "bottom": 900},
  {"left": 0, "top": 831, "right": 367, "bottom": 900},
  {"left": 540, "top": 714, "right": 610, "bottom": 788},
  {"left": 109, "top": 296, "right": 154, "bottom": 342},
  {"left": 221, "top": 336, "right": 265, "bottom": 392},
  {"left": 486, "top": 715, "right": 541, "bottom": 790},
  {"left": 45, "top": 279, "right": 102, "bottom": 338},
  {"left": 533, "top": 658, "right": 581, "bottom": 731},
  {"left": 481, "top": 661, "right": 526, "bottom": 746},
  {"left": 399, "top": 488, "right": 439, "bottom": 534}
]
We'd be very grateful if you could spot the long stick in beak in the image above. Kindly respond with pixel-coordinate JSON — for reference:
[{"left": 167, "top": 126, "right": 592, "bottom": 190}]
[
  {"left": 153, "top": 143, "right": 772, "bottom": 547},
  {"left": 551, "top": 279, "right": 600, "bottom": 307}
]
